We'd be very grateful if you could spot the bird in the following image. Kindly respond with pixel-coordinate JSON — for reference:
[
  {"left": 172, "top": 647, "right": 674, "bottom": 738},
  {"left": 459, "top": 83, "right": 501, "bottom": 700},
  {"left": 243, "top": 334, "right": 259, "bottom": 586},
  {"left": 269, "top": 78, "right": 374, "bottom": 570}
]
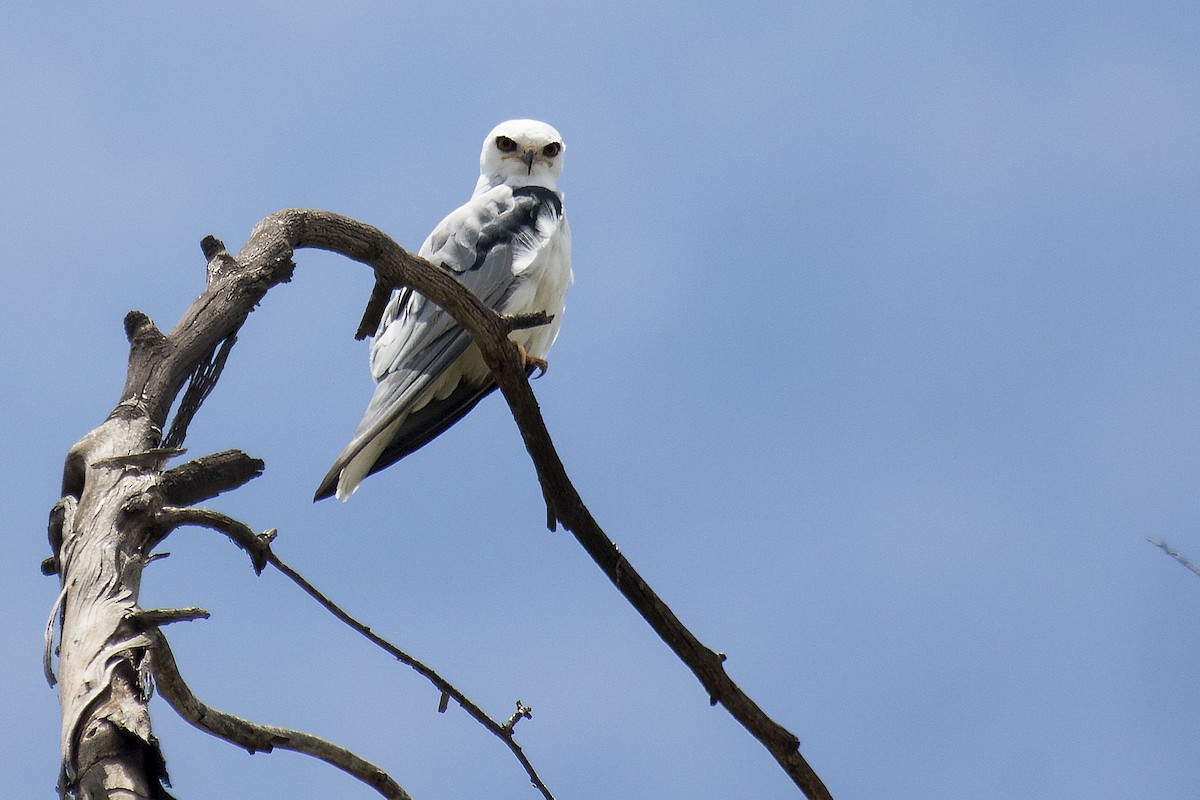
[{"left": 314, "top": 119, "right": 573, "bottom": 501}]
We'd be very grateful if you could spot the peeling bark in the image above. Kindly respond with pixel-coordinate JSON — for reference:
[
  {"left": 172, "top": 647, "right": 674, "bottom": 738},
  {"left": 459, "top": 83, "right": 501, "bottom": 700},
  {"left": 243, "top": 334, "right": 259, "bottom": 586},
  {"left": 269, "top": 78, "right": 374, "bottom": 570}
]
[
  {"left": 54, "top": 413, "right": 172, "bottom": 798},
  {"left": 47, "top": 212, "right": 421, "bottom": 798}
]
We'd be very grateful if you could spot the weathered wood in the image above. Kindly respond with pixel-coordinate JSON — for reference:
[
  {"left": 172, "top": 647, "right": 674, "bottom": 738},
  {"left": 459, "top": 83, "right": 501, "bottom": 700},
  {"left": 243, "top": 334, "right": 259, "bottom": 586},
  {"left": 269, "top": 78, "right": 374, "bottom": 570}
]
[
  {"left": 50, "top": 208, "right": 832, "bottom": 799},
  {"left": 146, "top": 628, "right": 411, "bottom": 800},
  {"left": 54, "top": 411, "right": 171, "bottom": 798},
  {"left": 49, "top": 212, "right": 409, "bottom": 798},
  {"left": 158, "top": 450, "right": 265, "bottom": 507}
]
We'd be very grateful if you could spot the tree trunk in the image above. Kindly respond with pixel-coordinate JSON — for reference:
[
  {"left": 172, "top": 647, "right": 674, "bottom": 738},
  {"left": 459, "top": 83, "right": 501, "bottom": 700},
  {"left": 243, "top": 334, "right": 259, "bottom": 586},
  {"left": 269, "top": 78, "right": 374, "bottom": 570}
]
[
  {"left": 46, "top": 212, "right": 461, "bottom": 798},
  {"left": 53, "top": 414, "right": 173, "bottom": 798}
]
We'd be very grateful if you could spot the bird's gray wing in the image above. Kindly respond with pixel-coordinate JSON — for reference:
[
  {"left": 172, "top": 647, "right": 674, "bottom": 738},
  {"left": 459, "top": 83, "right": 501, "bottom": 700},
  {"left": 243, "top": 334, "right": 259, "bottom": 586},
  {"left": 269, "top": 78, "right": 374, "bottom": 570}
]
[{"left": 314, "top": 185, "right": 563, "bottom": 500}]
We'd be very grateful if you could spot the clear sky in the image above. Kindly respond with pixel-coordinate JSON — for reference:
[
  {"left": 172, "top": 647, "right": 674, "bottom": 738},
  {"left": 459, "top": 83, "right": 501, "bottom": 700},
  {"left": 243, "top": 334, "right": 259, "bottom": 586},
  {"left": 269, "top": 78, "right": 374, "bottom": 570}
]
[{"left": 3, "top": 3, "right": 1198, "bottom": 798}]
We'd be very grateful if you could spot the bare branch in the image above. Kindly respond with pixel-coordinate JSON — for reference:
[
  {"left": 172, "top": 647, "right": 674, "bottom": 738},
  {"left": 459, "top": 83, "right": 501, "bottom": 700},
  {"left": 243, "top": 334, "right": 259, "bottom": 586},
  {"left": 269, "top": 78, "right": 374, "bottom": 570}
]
[
  {"left": 53, "top": 207, "right": 830, "bottom": 798},
  {"left": 158, "top": 450, "right": 266, "bottom": 507},
  {"left": 124, "top": 309, "right": 168, "bottom": 354},
  {"left": 355, "top": 278, "right": 394, "bottom": 340},
  {"left": 201, "top": 235, "right": 240, "bottom": 283},
  {"left": 503, "top": 311, "right": 554, "bottom": 332},
  {"left": 132, "top": 608, "right": 212, "bottom": 627},
  {"left": 146, "top": 628, "right": 412, "bottom": 800},
  {"left": 263, "top": 546, "right": 557, "bottom": 800},
  {"left": 153, "top": 507, "right": 272, "bottom": 574},
  {"left": 47, "top": 496, "right": 74, "bottom": 557},
  {"left": 1149, "top": 537, "right": 1200, "bottom": 578},
  {"left": 469, "top": 290, "right": 834, "bottom": 799},
  {"left": 239, "top": 208, "right": 830, "bottom": 798}
]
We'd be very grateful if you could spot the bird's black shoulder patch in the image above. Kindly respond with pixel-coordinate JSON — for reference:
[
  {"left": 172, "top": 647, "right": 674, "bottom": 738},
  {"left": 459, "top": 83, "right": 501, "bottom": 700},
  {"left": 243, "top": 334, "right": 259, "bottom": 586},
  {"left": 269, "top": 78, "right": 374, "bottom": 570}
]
[
  {"left": 466, "top": 186, "right": 563, "bottom": 272},
  {"left": 512, "top": 184, "right": 563, "bottom": 218}
]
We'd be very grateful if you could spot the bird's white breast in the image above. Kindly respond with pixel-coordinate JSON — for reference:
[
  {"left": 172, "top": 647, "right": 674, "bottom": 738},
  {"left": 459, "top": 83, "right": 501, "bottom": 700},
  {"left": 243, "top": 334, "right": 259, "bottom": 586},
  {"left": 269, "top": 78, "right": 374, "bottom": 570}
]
[
  {"left": 421, "top": 213, "right": 571, "bottom": 405},
  {"left": 504, "top": 216, "right": 573, "bottom": 359}
]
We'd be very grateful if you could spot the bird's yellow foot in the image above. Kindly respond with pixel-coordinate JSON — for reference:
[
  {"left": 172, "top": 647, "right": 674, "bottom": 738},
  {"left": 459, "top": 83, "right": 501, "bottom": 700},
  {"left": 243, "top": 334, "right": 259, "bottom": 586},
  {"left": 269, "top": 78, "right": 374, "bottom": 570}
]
[{"left": 514, "top": 341, "right": 549, "bottom": 378}]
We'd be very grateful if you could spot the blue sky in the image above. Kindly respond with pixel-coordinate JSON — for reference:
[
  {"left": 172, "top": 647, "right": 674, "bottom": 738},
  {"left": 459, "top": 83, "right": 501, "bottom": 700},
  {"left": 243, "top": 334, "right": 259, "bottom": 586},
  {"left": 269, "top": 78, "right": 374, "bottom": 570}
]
[{"left": 3, "top": 3, "right": 1199, "bottom": 798}]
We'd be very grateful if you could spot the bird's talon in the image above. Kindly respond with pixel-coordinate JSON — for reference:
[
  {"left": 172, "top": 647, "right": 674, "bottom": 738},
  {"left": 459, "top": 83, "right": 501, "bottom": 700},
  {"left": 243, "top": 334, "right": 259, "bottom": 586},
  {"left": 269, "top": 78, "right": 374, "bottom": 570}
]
[{"left": 514, "top": 341, "right": 549, "bottom": 377}]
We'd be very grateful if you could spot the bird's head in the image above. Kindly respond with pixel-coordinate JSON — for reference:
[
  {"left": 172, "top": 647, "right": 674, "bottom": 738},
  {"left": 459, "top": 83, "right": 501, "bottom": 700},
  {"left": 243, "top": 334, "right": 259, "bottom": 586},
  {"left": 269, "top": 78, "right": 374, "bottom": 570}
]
[{"left": 476, "top": 119, "right": 565, "bottom": 194}]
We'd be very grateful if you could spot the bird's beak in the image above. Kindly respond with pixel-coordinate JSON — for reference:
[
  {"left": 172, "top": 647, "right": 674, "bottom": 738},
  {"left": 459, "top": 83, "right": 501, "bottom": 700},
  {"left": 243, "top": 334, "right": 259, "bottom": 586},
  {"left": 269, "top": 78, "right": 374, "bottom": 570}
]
[{"left": 522, "top": 148, "right": 537, "bottom": 174}]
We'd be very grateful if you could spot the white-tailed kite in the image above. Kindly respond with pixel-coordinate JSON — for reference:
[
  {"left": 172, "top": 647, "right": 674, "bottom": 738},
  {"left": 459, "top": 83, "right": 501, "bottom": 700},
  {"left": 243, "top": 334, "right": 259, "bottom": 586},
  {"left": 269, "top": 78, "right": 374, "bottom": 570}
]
[{"left": 315, "top": 119, "right": 573, "bottom": 501}]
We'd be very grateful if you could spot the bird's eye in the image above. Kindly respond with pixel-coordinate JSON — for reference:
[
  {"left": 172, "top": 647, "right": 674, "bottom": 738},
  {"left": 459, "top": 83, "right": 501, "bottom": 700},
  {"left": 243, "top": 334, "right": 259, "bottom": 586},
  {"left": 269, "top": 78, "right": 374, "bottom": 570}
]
[
  {"left": 542, "top": 142, "right": 562, "bottom": 157},
  {"left": 496, "top": 136, "right": 518, "bottom": 152}
]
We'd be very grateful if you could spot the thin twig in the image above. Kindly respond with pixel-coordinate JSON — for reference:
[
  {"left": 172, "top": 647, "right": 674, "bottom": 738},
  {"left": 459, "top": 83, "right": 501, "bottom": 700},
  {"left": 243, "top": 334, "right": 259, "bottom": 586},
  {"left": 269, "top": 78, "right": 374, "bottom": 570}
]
[
  {"left": 154, "top": 504, "right": 556, "bottom": 798},
  {"left": 146, "top": 627, "right": 412, "bottom": 800},
  {"left": 502, "top": 701, "right": 533, "bottom": 733},
  {"left": 263, "top": 546, "right": 556, "bottom": 800},
  {"left": 1149, "top": 537, "right": 1200, "bottom": 578}
]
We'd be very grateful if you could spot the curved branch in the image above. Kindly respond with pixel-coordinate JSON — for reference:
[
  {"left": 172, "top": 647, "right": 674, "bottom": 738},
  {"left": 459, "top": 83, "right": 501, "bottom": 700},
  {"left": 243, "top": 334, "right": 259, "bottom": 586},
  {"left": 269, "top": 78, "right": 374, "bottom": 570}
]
[
  {"left": 146, "top": 628, "right": 411, "bottom": 800},
  {"left": 213, "top": 208, "right": 831, "bottom": 798},
  {"left": 153, "top": 507, "right": 272, "bottom": 574},
  {"left": 247, "top": 210, "right": 832, "bottom": 798},
  {"left": 50, "top": 209, "right": 541, "bottom": 799},
  {"left": 53, "top": 207, "right": 830, "bottom": 799},
  {"left": 238, "top": 209, "right": 531, "bottom": 385},
  {"left": 488, "top": 381, "right": 832, "bottom": 796}
]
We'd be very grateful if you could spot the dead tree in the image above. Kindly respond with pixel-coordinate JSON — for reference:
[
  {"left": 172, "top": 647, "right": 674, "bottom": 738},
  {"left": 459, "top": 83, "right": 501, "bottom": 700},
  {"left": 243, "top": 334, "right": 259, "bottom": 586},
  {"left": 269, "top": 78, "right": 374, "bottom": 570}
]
[{"left": 44, "top": 209, "right": 834, "bottom": 799}]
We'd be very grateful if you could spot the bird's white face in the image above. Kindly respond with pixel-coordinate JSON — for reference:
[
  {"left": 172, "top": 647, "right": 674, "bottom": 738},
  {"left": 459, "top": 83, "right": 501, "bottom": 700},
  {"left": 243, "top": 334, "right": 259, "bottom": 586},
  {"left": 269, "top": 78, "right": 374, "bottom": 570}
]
[{"left": 477, "top": 119, "right": 565, "bottom": 192}]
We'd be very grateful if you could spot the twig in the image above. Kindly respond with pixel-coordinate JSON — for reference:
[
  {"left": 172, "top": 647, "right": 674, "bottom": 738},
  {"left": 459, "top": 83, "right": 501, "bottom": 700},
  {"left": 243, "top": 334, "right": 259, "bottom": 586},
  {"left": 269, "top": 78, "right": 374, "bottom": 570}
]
[
  {"left": 502, "top": 701, "right": 533, "bottom": 733},
  {"left": 355, "top": 279, "right": 394, "bottom": 340},
  {"left": 146, "top": 627, "right": 412, "bottom": 800},
  {"left": 133, "top": 607, "right": 212, "bottom": 627},
  {"left": 503, "top": 311, "right": 554, "bottom": 332},
  {"left": 1149, "top": 537, "right": 1200, "bottom": 578},
  {"left": 153, "top": 502, "right": 556, "bottom": 798},
  {"left": 263, "top": 546, "right": 557, "bottom": 800}
]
